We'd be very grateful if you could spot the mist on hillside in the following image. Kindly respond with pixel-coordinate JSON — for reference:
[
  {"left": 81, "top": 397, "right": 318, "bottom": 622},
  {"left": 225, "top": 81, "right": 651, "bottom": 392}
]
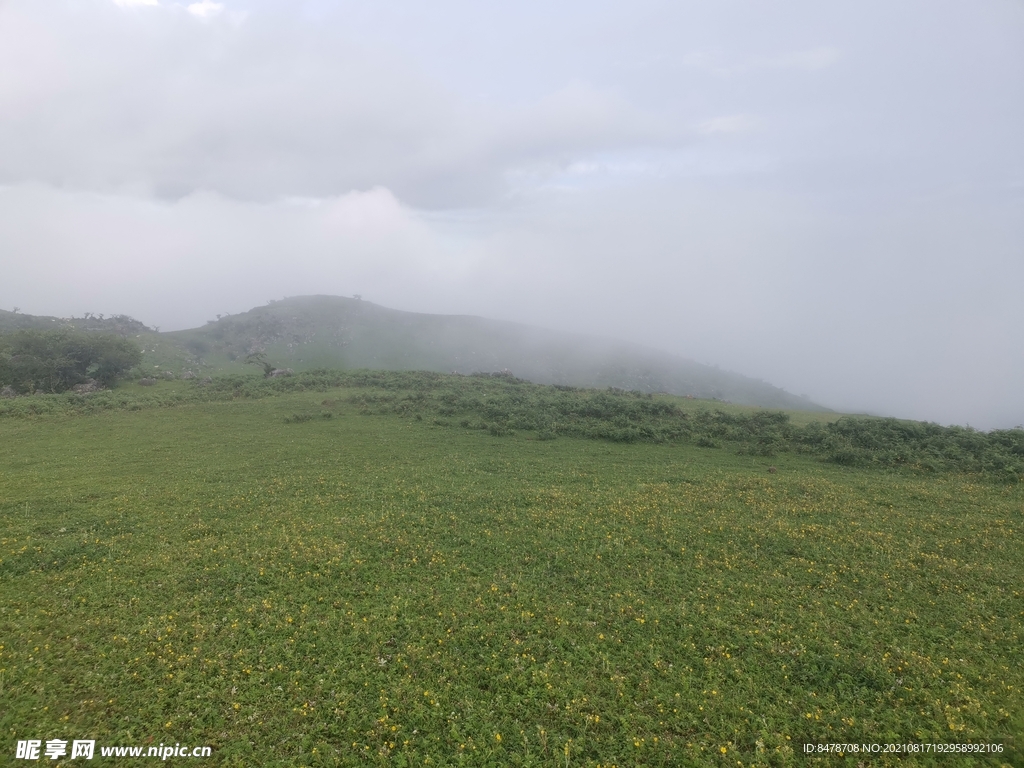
[
  {"left": 1, "top": 0, "right": 1021, "bottom": 429},
  {"left": 160, "top": 295, "right": 833, "bottom": 410}
]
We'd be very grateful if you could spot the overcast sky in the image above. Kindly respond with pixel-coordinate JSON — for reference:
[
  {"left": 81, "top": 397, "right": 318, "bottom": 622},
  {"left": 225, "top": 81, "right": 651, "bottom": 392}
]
[{"left": 1, "top": 0, "right": 1022, "bottom": 428}]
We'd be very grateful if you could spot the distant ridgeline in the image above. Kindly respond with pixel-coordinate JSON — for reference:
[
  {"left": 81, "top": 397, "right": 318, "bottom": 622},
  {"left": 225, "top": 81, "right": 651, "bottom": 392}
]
[
  {"left": 4, "top": 297, "right": 826, "bottom": 409},
  {"left": 1, "top": 368, "right": 1021, "bottom": 482},
  {"left": 159, "top": 295, "right": 829, "bottom": 411},
  {"left": 0, "top": 308, "right": 152, "bottom": 336}
]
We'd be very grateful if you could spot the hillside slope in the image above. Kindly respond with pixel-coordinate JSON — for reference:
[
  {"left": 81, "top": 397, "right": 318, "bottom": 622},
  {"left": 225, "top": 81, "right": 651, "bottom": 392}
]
[{"left": 162, "top": 295, "right": 828, "bottom": 410}]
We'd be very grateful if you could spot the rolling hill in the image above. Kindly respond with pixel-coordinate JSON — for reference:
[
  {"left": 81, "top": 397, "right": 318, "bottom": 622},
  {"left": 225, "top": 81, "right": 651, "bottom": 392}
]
[
  {"left": 164, "top": 295, "right": 827, "bottom": 410},
  {"left": 1, "top": 296, "right": 829, "bottom": 411}
]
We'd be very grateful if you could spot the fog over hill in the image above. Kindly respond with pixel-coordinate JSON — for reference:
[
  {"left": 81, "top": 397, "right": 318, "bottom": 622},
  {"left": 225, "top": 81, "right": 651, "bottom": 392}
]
[
  {"left": 0, "top": 298, "right": 827, "bottom": 411},
  {"left": 160, "top": 295, "right": 827, "bottom": 411},
  {"left": 2, "top": 1, "right": 1020, "bottom": 428}
]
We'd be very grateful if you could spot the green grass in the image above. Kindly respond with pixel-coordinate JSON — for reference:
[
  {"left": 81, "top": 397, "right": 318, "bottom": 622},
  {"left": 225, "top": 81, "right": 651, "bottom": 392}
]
[
  {"left": 1, "top": 383, "right": 1022, "bottom": 766},
  {"left": 4, "top": 370, "right": 1019, "bottom": 481}
]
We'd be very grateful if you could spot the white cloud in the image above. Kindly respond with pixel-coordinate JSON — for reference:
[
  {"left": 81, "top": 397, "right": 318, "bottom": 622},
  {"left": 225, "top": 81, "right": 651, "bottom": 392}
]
[
  {"left": 681, "top": 49, "right": 740, "bottom": 77},
  {"left": 0, "top": 8, "right": 678, "bottom": 207},
  {"left": 762, "top": 47, "right": 842, "bottom": 71},
  {"left": 698, "top": 115, "right": 760, "bottom": 135},
  {"left": 187, "top": 0, "right": 223, "bottom": 18},
  {"left": 111, "top": 0, "right": 159, "bottom": 7},
  {"left": 683, "top": 46, "right": 841, "bottom": 77}
]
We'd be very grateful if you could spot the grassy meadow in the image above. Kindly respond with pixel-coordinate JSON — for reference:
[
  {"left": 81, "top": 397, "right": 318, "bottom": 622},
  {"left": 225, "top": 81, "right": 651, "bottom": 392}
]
[{"left": 1, "top": 376, "right": 1022, "bottom": 766}]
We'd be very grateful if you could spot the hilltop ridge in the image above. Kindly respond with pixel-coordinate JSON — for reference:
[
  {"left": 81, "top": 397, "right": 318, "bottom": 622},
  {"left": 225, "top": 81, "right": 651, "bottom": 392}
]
[
  {"left": 161, "top": 295, "right": 828, "bottom": 411},
  {"left": 1, "top": 297, "right": 829, "bottom": 411}
]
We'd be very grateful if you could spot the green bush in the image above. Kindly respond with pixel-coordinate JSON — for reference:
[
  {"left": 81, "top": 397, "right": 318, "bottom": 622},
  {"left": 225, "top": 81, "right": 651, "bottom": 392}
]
[{"left": 0, "top": 329, "right": 142, "bottom": 393}]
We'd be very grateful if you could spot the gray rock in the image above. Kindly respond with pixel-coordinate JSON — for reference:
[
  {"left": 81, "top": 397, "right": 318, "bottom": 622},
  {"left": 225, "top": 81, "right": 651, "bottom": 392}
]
[{"left": 0, "top": 385, "right": 16, "bottom": 399}]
